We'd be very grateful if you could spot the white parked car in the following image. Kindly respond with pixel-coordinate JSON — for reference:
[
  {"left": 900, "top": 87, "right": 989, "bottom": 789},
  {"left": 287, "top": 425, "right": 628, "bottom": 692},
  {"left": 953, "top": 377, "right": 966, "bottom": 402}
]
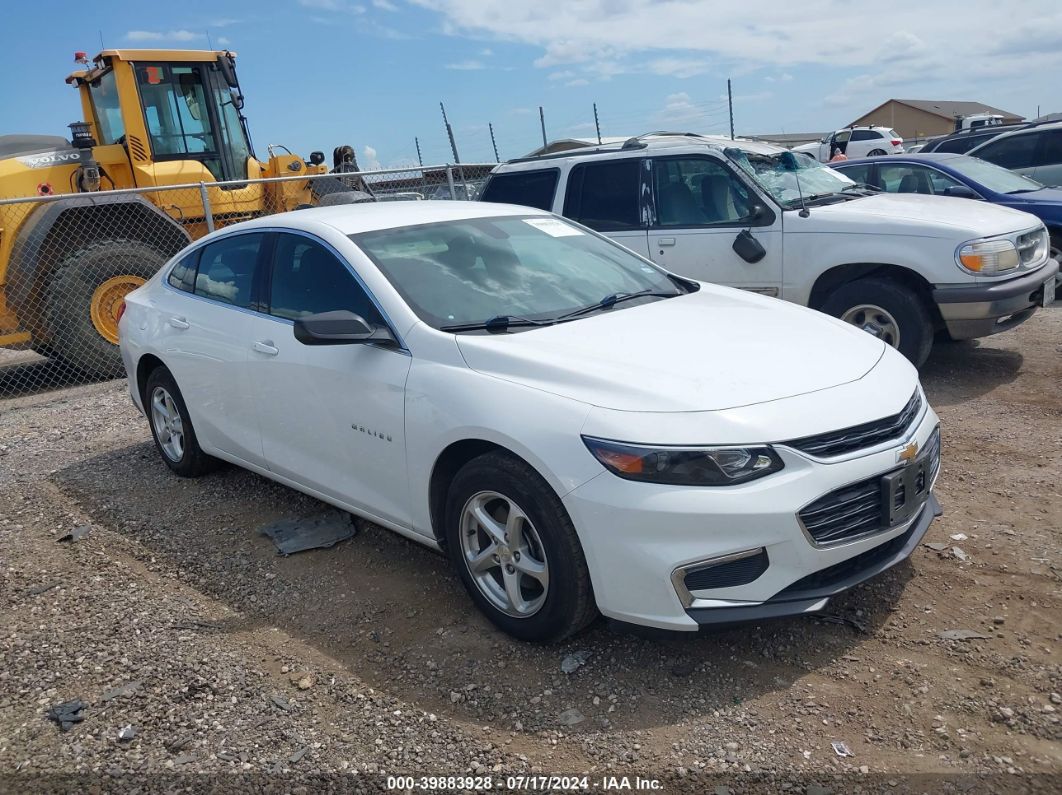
[
  {"left": 794, "top": 126, "right": 904, "bottom": 162},
  {"left": 120, "top": 202, "right": 941, "bottom": 641},
  {"left": 482, "top": 133, "right": 1058, "bottom": 366}
]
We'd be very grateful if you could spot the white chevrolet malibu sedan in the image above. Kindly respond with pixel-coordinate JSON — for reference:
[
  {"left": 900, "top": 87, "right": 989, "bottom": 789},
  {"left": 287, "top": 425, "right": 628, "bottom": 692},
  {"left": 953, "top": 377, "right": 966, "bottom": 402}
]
[{"left": 119, "top": 202, "right": 941, "bottom": 642}]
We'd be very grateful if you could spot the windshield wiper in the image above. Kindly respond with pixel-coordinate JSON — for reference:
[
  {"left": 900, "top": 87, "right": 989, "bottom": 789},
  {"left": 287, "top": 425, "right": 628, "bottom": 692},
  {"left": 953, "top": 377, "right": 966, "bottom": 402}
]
[
  {"left": 841, "top": 183, "right": 882, "bottom": 194},
  {"left": 440, "top": 315, "right": 554, "bottom": 333},
  {"left": 557, "top": 289, "right": 680, "bottom": 321},
  {"left": 1006, "top": 188, "right": 1041, "bottom": 194}
]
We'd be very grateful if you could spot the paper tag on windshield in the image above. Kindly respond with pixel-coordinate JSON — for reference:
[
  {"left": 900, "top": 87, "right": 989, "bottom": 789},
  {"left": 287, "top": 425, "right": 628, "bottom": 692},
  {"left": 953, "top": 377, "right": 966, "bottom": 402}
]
[{"left": 524, "top": 218, "right": 582, "bottom": 237}]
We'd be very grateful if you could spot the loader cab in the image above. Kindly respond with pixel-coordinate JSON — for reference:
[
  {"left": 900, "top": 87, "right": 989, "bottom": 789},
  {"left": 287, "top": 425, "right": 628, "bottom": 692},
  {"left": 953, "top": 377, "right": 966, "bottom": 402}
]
[
  {"left": 131, "top": 60, "right": 252, "bottom": 183},
  {"left": 74, "top": 50, "right": 257, "bottom": 187}
]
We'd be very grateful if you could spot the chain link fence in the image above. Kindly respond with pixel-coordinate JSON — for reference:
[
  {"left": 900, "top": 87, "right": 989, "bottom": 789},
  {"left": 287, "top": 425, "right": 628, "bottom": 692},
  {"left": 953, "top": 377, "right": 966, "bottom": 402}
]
[{"left": 0, "top": 164, "right": 493, "bottom": 398}]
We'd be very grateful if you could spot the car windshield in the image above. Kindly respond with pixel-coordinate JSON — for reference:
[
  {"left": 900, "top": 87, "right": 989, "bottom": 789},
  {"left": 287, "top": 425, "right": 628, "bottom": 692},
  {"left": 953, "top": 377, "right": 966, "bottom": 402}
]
[
  {"left": 350, "top": 216, "right": 682, "bottom": 330},
  {"left": 724, "top": 147, "right": 856, "bottom": 207},
  {"left": 947, "top": 155, "right": 1044, "bottom": 193}
]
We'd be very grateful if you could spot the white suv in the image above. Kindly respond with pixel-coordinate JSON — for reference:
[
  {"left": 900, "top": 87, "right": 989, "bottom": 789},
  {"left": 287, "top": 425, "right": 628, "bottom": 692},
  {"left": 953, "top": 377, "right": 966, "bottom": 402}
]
[
  {"left": 481, "top": 133, "right": 1058, "bottom": 365},
  {"left": 794, "top": 126, "right": 904, "bottom": 162}
]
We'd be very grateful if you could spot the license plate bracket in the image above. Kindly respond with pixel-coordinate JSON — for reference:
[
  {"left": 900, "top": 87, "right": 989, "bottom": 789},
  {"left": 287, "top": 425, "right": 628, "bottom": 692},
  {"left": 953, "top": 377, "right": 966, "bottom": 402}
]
[
  {"left": 1041, "top": 277, "right": 1056, "bottom": 307},
  {"left": 881, "top": 456, "right": 930, "bottom": 527}
]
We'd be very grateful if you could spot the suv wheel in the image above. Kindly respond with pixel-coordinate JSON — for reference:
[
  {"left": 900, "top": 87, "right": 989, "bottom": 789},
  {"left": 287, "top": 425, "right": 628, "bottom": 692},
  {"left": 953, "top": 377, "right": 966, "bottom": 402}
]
[
  {"left": 444, "top": 451, "right": 597, "bottom": 642},
  {"left": 821, "top": 278, "right": 933, "bottom": 367},
  {"left": 867, "top": 148, "right": 887, "bottom": 156}
]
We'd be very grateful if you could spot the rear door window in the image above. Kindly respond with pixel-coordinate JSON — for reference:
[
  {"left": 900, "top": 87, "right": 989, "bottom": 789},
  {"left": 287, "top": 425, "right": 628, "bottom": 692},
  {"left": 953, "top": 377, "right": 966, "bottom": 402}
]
[
  {"left": 167, "top": 249, "right": 199, "bottom": 292},
  {"left": 850, "top": 130, "right": 880, "bottom": 141},
  {"left": 562, "top": 159, "right": 642, "bottom": 231},
  {"left": 975, "top": 133, "right": 1040, "bottom": 169},
  {"left": 1037, "top": 130, "right": 1062, "bottom": 166},
  {"left": 480, "top": 170, "right": 559, "bottom": 211},
  {"left": 194, "top": 234, "right": 264, "bottom": 309}
]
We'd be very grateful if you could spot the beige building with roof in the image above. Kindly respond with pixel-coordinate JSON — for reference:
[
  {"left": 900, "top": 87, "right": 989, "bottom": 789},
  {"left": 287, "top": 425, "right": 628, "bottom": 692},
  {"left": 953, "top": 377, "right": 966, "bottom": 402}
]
[{"left": 847, "top": 99, "right": 1024, "bottom": 139}]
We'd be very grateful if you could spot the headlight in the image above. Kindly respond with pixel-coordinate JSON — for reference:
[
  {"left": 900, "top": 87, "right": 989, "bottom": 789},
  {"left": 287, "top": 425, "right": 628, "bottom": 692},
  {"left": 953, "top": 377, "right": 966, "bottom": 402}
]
[
  {"left": 957, "top": 238, "right": 1019, "bottom": 274},
  {"left": 582, "top": 436, "right": 784, "bottom": 486}
]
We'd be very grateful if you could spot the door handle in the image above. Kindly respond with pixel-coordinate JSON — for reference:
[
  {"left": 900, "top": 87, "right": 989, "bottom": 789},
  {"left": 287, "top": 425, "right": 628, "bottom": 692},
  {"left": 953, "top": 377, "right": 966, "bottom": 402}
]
[
  {"left": 657, "top": 238, "right": 676, "bottom": 247},
  {"left": 168, "top": 316, "right": 190, "bottom": 330},
  {"left": 253, "top": 340, "right": 279, "bottom": 356}
]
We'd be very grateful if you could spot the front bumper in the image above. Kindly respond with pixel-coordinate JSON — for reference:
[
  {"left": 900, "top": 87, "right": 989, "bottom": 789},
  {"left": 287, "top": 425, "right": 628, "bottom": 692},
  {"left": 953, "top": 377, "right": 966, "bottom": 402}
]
[
  {"left": 933, "top": 259, "right": 1058, "bottom": 340},
  {"left": 563, "top": 405, "right": 940, "bottom": 631},
  {"left": 686, "top": 493, "right": 939, "bottom": 626}
]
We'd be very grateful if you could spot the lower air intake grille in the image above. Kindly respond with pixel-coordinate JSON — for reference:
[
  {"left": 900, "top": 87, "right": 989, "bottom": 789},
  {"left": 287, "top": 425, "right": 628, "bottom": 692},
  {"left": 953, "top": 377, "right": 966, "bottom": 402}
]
[
  {"left": 684, "top": 549, "right": 769, "bottom": 591},
  {"left": 799, "top": 477, "right": 882, "bottom": 545}
]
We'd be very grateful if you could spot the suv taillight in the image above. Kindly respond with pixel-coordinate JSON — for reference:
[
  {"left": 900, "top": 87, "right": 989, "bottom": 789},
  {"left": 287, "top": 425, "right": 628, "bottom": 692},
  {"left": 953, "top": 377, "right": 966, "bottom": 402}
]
[{"left": 891, "top": 139, "right": 902, "bottom": 146}]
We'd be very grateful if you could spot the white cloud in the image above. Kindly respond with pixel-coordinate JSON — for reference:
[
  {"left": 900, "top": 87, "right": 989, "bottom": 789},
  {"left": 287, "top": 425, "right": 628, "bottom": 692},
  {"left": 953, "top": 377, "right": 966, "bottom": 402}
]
[
  {"left": 363, "top": 145, "right": 382, "bottom": 170},
  {"left": 566, "top": 78, "right": 589, "bottom": 87},
  {"left": 125, "top": 29, "right": 201, "bottom": 42},
  {"left": 646, "top": 57, "right": 711, "bottom": 79},
  {"left": 445, "top": 59, "right": 486, "bottom": 70},
  {"left": 765, "top": 72, "right": 793, "bottom": 83},
  {"left": 216, "top": 36, "right": 232, "bottom": 46},
  {"left": 209, "top": 17, "right": 241, "bottom": 27},
  {"left": 372, "top": 0, "right": 399, "bottom": 9},
  {"left": 548, "top": 70, "right": 576, "bottom": 81},
  {"left": 298, "top": 0, "right": 366, "bottom": 13},
  {"left": 411, "top": 1, "right": 1062, "bottom": 77},
  {"left": 480, "top": 47, "right": 493, "bottom": 56}
]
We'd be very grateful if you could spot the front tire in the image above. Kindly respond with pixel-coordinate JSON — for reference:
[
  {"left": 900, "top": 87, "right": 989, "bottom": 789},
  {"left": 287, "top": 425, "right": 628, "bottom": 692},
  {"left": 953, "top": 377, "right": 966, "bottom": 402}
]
[
  {"left": 44, "top": 239, "right": 168, "bottom": 378},
  {"left": 444, "top": 451, "right": 597, "bottom": 642},
  {"left": 144, "top": 366, "right": 218, "bottom": 477},
  {"left": 820, "top": 278, "right": 934, "bottom": 367}
]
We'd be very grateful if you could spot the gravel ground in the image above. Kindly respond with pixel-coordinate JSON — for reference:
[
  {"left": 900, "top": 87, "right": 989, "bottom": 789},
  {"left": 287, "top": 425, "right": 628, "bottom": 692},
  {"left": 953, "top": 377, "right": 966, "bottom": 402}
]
[{"left": 1, "top": 306, "right": 1060, "bottom": 794}]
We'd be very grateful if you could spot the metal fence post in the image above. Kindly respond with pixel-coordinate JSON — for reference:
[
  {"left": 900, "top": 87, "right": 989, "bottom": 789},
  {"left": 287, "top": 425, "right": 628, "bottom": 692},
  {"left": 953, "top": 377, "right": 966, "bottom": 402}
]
[
  {"left": 445, "top": 166, "right": 457, "bottom": 201},
  {"left": 198, "top": 182, "right": 215, "bottom": 233},
  {"left": 457, "top": 165, "right": 471, "bottom": 200}
]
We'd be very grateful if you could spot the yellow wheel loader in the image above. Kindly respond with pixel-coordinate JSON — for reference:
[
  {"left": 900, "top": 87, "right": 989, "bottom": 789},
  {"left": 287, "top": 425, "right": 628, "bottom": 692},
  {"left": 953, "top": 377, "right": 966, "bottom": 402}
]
[{"left": 0, "top": 49, "right": 372, "bottom": 378}]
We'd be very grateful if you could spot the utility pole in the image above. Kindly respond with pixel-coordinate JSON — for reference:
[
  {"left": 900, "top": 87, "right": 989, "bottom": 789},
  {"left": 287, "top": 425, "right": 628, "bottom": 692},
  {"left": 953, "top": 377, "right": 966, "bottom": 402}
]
[
  {"left": 727, "top": 78, "right": 735, "bottom": 140},
  {"left": 593, "top": 103, "right": 602, "bottom": 144},
  {"left": 414, "top": 137, "right": 423, "bottom": 167},
  {"left": 440, "top": 102, "right": 460, "bottom": 163},
  {"left": 539, "top": 106, "right": 547, "bottom": 149},
  {"left": 488, "top": 123, "right": 500, "bottom": 163}
]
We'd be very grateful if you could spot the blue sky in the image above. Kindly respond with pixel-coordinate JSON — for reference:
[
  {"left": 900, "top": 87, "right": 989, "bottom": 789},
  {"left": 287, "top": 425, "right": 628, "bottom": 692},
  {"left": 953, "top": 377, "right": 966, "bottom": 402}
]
[{"left": 3, "top": 1, "right": 1061, "bottom": 168}]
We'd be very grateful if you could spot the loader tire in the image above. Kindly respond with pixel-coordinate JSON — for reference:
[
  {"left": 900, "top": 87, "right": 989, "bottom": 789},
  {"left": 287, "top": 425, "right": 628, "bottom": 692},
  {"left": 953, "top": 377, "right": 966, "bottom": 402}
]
[{"left": 44, "top": 239, "right": 167, "bottom": 379}]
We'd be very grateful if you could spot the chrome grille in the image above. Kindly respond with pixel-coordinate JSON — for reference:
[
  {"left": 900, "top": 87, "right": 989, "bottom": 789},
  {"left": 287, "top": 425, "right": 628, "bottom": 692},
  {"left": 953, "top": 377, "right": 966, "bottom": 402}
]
[
  {"left": 1017, "top": 228, "right": 1047, "bottom": 266},
  {"left": 782, "top": 390, "right": 922, "bottom": 458},
  {"left": 799, "top": 426, "right": 940, "bottom": 546}
]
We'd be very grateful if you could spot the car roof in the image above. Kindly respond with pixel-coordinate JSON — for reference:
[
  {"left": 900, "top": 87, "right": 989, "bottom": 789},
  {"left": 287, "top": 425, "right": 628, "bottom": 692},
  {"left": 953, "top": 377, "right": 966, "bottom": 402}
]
[
  {"left": 226, "top": 200, "right": 548, "bottom": 236},
  {"left": 968, "top": 120, "right": 1062, "bottom": 151},
  {"left": 494, "top": 132, "right": 783, "bottom": 171},
  {"left": 836, "top": 153, "right": 964, "bottom": 166}
]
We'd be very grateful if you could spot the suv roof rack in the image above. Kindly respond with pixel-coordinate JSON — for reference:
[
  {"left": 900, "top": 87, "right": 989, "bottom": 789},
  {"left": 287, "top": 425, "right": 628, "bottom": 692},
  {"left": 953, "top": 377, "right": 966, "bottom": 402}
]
[{"left": 503, "top": 131, "right": 716, "bottom": 165}]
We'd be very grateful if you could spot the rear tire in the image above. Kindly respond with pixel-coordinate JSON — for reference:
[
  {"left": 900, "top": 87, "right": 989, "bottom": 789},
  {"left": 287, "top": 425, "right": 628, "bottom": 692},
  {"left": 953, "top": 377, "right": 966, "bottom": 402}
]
[
  {"left": 144, "top": 366, "right": 219, "bottom": 478},
  {"left": 444, "top": 451, "right": 598, "bottom": 642},
  {"left": 820, "top": 278, "right": 934, "bottom": 367},
  {"left": 44, "top": 239, "right": 168, "bottom": 378},
  {"left": 868, "top": 148, "right": 887, "bottom": 156}
]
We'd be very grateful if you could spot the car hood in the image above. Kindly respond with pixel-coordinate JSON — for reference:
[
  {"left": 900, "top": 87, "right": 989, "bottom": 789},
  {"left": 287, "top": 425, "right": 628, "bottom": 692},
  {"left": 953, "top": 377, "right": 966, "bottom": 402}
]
[
  {"left": 809, "top": 193, "right": 1040, "bottom": 236},
  {"left": 1001, "top": 187, "right": 1062, "bottom": 206},
  {"left": 455, "top": 287, "right": 885, "bottom": 413}
]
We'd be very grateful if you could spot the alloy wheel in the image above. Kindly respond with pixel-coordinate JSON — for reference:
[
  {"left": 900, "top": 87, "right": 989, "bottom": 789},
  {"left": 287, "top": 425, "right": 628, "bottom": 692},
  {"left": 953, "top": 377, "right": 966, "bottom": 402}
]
[
  {"left": 459, "top": 490, "right": 550, "bottom": 618},
  {"left": 150, "top": 386, "right": 185, "bottom": 463}
]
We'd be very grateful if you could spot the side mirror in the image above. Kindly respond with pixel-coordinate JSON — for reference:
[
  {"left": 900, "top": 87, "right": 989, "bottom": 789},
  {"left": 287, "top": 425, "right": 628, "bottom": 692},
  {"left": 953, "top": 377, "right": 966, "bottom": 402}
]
[
  {"left": 293, "top": 310, "right": 396, "bottom": 346},
  {"left": 943, "top": 184, "right": 979, "bottom": 199},
  {"left": 747, "top": 202, "right": 768, "bottom": 222},
  {"left": 229, "top": 87, "right": 244, "bottom": 110}
]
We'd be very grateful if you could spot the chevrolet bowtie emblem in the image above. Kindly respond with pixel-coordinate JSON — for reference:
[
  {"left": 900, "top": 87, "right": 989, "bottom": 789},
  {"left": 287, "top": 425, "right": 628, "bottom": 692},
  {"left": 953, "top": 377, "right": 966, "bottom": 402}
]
[{"left": 897, "top": 441, "right": 919, "bottom": 463}]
